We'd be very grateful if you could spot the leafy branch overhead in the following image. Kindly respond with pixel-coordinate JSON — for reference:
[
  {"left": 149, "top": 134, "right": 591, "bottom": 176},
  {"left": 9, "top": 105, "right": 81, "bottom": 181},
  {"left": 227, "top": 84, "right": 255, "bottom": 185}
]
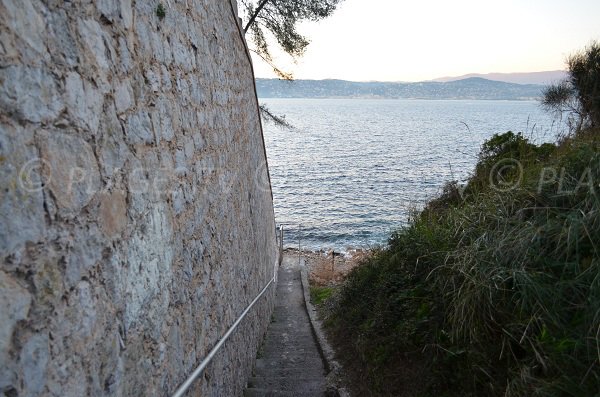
[
  {"left": 258, "top": 104, "right": 294, "bottom": 129},
  {"left": 240, "top": 0, "right": 344, "bottom": 79}
]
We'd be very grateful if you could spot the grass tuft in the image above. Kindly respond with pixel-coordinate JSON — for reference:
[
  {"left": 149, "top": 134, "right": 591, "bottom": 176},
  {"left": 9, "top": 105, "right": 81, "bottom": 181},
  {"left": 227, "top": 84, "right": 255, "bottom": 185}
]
[{"left": 310, "top": 285, "right": 334, "bottom": 306}]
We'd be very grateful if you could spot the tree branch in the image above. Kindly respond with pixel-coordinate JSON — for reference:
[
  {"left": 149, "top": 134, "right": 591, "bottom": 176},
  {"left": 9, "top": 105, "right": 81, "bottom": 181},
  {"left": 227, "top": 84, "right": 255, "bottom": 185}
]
[
  {"left": 259, "top": 104, "right": 294, "bottom": 129},
  {"left": 244, "top": 0, "right": 270, "bottom": 33},
  {"left": 249, "top": 48, "right": 293, "bottom": 80}
]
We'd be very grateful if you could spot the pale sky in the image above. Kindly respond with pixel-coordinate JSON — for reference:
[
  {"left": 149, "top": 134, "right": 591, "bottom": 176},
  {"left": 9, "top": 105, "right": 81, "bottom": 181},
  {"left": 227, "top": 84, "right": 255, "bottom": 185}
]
[{"left": 249, "top": 0, "right": 600, "bottom": 82}]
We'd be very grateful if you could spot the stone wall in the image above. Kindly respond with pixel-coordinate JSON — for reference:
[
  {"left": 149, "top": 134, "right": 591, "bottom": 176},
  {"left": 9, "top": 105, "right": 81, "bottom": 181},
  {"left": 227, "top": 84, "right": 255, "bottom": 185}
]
[{"left": 0, "top": 0, "right": 278, "bottom": 395}]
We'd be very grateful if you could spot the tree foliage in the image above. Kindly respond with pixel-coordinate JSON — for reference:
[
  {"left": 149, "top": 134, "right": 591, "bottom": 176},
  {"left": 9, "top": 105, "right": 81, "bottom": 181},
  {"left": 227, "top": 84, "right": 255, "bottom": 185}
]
[
  {"left": 542, "top": 41, "right": 600, "bottom": 131},
  {"left": 240, "top": 0, "right": 344, "bottom": 79}
]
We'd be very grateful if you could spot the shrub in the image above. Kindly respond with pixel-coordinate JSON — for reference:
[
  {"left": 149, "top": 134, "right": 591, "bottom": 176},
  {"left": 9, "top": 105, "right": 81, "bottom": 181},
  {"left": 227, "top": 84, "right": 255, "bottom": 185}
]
[
  {"left": 326, "top": 132, "right": 600, "bottom": 396},
  {"left": 156, "top": 3, "right": 166, "bottom": 20}
]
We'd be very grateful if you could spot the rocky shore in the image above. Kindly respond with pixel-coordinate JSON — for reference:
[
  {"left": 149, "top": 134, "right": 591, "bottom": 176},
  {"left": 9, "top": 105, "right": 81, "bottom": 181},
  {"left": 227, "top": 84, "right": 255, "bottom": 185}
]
[{"left": 282, "top": 248, "right": 371, "bottom": 286}]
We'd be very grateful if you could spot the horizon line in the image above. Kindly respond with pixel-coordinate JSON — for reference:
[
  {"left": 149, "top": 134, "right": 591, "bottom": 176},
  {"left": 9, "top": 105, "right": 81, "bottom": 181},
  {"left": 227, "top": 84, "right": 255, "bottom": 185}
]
[{"left": 254, "top": 70, "right": 567, "bottom": 84}]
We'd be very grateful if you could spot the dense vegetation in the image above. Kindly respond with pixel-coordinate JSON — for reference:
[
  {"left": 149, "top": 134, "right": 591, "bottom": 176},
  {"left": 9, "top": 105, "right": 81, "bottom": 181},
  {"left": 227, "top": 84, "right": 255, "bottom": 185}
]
[{"left": 324, "top": 43, "right": 600, "bottom": 396}]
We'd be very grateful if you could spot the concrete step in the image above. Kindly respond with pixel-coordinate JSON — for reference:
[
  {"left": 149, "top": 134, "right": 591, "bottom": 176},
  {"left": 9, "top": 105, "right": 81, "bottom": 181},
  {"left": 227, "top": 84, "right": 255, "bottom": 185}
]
[
  {"left": 261, "top": 334, "right": 315, "bottom": 342},
  {"left": 244, "top": 387, "right": 324, "bottom": 397},
  {"left": 269, "top": 319, "right": 308, "bottom": 325},
  {"left": 253, "top": 368, "right": 325, "bottom": 379},
  {"left": 252, "top": 371, "right": 325, "bottom": 380},
  {"left": 254, "top": 357, "right": 324, "bottom": 370},
  {"left": 253, "top": 364, "right": 324, "bottom": 375},
  {"left": 265, "top": 327, "right": 313, "bottom": 341},
  {"left": 267, "top": 315, "right": 311, "bottom": 323},
  {"left": 247, "top": 377, "right": 326, "bottom": 392},
  {"left": 259, "top": 349, "right": 318, "bottom": 359},
  {"left": 259, "top": 350, "right": 320, "bottom": 360},
  {"left": 260, "top": 337, "right": 320, "bottom": 351},
  {"left": 262, "top": 328, "right": 313, "bottom": 335}
]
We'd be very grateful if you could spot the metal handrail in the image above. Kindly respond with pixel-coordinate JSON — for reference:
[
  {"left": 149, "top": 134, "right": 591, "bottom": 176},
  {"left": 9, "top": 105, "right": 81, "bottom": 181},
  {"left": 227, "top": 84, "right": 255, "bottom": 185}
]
[
  {"left": 170, "top": 3, "right": 280, "bottom": 395},
  {"left": 171, "top": 274, "right": 276, "bottom": 397}
]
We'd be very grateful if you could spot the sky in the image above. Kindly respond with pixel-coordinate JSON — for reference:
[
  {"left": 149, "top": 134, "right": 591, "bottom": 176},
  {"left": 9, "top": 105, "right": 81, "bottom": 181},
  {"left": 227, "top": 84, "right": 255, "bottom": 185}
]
[{"left": 249, "top": 0, "right": 600, "bottom": 82}]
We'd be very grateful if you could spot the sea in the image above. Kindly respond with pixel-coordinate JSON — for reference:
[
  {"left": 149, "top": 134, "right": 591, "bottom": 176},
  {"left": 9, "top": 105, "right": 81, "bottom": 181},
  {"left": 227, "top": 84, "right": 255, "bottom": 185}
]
[{"left": 260, "top": 98, "right": 565, "bottom": 252}]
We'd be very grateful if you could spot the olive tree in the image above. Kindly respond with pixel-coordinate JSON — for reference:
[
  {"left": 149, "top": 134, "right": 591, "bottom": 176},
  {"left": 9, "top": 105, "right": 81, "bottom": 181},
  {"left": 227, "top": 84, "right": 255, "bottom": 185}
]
[
  {"left": 239, "top": 0, "right": 344, "bottom": 79},
  {"left": 542, "top": 41, "right": 600, "bottom": 131}
]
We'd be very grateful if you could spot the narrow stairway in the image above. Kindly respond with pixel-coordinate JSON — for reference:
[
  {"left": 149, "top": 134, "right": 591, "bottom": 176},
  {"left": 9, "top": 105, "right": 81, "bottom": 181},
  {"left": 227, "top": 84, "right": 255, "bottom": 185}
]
[{"left": 245, "top": 256, "right": 328, "bottom": 396}]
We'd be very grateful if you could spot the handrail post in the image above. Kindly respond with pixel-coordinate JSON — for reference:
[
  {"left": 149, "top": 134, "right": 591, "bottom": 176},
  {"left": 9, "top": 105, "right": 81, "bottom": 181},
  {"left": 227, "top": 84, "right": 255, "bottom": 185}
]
[{"left": 279, "top": 225, "right": 284, "bottom": 266}]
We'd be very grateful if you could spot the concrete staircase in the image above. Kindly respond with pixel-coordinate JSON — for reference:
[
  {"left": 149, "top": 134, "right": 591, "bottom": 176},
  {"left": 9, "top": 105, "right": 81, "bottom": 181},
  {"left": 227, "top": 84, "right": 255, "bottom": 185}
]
[{"left": 245, "top": 258, "right": 327, "bottom": 396}]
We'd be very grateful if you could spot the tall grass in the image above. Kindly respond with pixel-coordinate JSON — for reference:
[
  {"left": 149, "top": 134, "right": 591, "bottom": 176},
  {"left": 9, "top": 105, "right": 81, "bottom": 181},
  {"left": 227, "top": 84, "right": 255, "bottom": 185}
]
[{"left": 326, "top": 131, "right": 600, "bottom": 396}]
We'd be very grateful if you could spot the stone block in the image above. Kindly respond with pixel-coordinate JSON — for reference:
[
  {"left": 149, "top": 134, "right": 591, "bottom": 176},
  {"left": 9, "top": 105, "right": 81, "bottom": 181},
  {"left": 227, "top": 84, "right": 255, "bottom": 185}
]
[
  {"left": 161, "top": 65, "right": 172, "bottom": 89},
  {"left": 38, "top": 131, "right": 101, "bottom": 216},
  {"left": 46, "top": 356, "right": 87, "bottom": 397},
  {"left": 98, "top": 190, "right": 127, "bottom": 238},
  {"left": 152, "top": 99, "right": 175, "bottom": 142},
  {"left": 64, "top": 72, "right": 104, "bottom": 134},
  {"left": 66, "top": 281, "right": 97, "bottom": 344},
  {"left": 19, "top": 333, "right": 49, "bottom": 396},
  {"left": 172, "top": 38, "right": 192, "bottom": 70},
  {"left": 96, "top": 0, "right": 131, "bottom": 27},
  {"left": 32, "top": 258, "right": 64, "bottom": 313},
  {"left": 118, "top": 37, "right": 133, "bottom": 73},
  {"left": 0, "top": 66, "right": 63, "bottom": 123},
  {"left": 97, "top": 0, "right": 120, "bottom": 23},
  {"left": 121, "top": 0, "right": 133, "bottom": 29},
  {"left": 125, "top": 111, "right": 154, "bottom": 145},
  {"left": 77, "top": 19, "right": 110, "bottom": 72},
  {"left": 144, "top": 67, "right": 161, "bottom": 93},
  {"left": 48, "top": 9, "right": 79, "bottom": 67},
  {"left": 98, "top": 102, "right": 130, "bottom": 177},
  {"left": 183, "top": 136, "right": 196, "bottom": 160},
  {"left": 124, "top": 203, "right": 174, "bottom": 332},
  {"left": 67, "top": 225, "right": 103, "bottom": 287},
  {"left": 0, "top": 122, "right": 46, "bottom": 254},
  {"left": 148, "top": 29, "right": 165, "bottom": 63},
  {"left": 0, "top": 271, "right": 31, "bottom": 362},
  {"left": 160, "top": 37, "right": 173, "bottom": 65},
  {"left": 174, "top": 149, "right": 187, "bottom": 176},
  {"left": 133, "top": 18, "right": 152, "bottom": 59},
  {"left": 114, "top": 79, "right": 133, "bottom": 114},
  {"left": 172, "top": 186, "right": 185, "bottom": 215},
  {"left": 189, "top": 78, "right": 205, "bottom": 105},
  {"left": 1, "top": 0, "right": 48, "bottom": 57}
]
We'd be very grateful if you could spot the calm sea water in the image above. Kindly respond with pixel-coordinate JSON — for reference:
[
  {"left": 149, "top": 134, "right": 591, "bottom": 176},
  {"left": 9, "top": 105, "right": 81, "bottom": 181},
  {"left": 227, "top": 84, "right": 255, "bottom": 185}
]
[{"left": 260, "top": 98, "right": 564, "bottom": 251}]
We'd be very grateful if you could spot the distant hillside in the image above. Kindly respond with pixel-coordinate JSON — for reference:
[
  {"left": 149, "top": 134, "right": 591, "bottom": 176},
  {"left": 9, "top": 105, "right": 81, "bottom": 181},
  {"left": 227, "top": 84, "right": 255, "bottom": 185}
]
[
  {"left": 432, "top": 70, "right": 566, "bottom": 85},
  {"left": 256, "top": 77, "right": 545, "bottom": 100}
]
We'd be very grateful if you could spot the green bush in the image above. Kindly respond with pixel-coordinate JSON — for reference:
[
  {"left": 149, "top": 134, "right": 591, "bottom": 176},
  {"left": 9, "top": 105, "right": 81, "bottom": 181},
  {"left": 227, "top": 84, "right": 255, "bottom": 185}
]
[{"left": 326, "top": 131, "right": 600, "bottom": 396}]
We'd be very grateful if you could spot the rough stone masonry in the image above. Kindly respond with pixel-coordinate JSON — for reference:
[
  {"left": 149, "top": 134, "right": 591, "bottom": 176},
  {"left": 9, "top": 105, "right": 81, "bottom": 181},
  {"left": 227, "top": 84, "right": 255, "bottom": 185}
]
[{"left": 0, "top": 0, "right": 278, "bottom": 395}]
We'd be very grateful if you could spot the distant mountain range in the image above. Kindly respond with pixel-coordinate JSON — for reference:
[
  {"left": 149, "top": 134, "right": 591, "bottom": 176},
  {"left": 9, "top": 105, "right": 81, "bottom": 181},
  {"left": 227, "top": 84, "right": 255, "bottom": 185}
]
[
  {"left": 256, "top": 77, "right": 547, "bottom": 100},
  {"left": 431, "top": 70, "right": 566, "bottom": 85}
]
